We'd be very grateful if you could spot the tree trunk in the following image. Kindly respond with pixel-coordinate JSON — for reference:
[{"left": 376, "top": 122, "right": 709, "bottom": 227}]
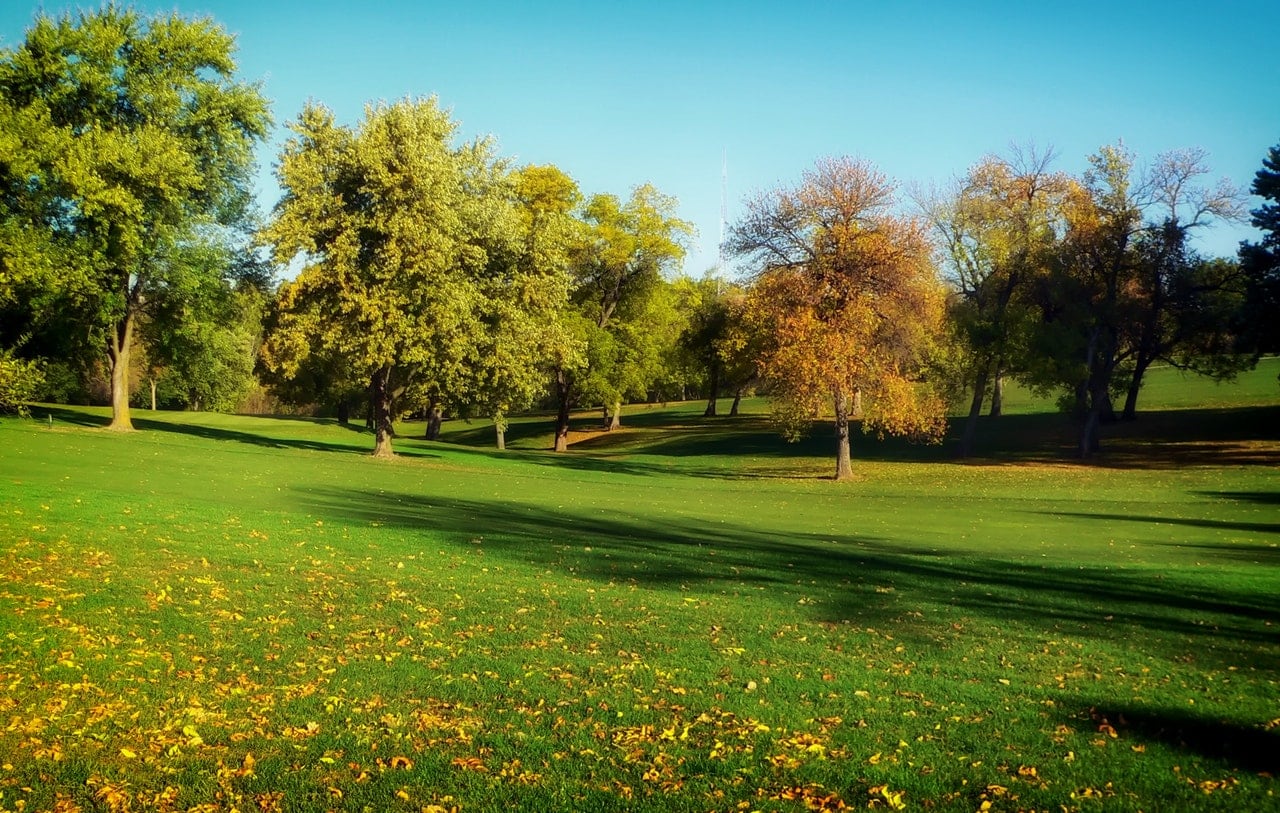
[
  {"left": 107, "top": 313, "right": 135, "bottom": 431},
  {"left": 729, "top": 389, "right": 742, "bottom": 417},
  {"left": 370, "top": 367, "right": 395, "bottom": 458},
  {"left": 958, "top": 366, "right": 989, "bottom": 459},
  {"left": 703, "top": 362, "right": 720, "bottom": 417},
  {"left": 609, "top": 400, "right": 621, "bottom": 431},
  {"left": 833, "top": 389, "right": 853, "bottom": 481},
  {"left": 1079, "top": 389, "right": 1104, "bottom": 459},
  {"left": 989, "top": 370, "right": 1004, "bottom": 417},
  {"left": 336, "top": 399, "right": 350, "bottom": 425},
  {"left": 425, "top": 403, "right": 443, "bottom": 441},
  {"left": 553, "top": 368, "right": 571, "bottom": 452},
  {"left": 1121, "top": 356, "right": 1152, "bottom": 421},
  {"left": 495, "top": 422, "right": 506, "bottom": 450},
  {"left": 851, "top": 387, "right": 863, "bottom": 418},
  {"left": 149, "top": 378, "right": 157, "bottom": 411},
  {"left": 1078, "top": 329, "right": 1114, "bottom": 458}
]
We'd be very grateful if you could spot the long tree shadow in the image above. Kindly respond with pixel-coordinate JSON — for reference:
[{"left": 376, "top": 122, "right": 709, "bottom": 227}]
[
  {"left": 1056, "top": 700, "right": 1280, "bottom": 775},
  {"left": 1036, "top": 510, "right": 1280, "bottom": 537},
  {"left": 294, "top": 488, "right": 1280, "bottom": 672},
  {"left": 37, "top": 404, "right": 442, "bottom": 460}
]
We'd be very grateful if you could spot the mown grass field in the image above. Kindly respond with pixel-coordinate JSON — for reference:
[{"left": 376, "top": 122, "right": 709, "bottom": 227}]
[{"left": 1, "top": 360, "right": 1277, "bottom": 812}]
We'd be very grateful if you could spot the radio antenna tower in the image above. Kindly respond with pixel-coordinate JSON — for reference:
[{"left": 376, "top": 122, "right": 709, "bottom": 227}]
[{"left": 718, "top": 149, "right": 727, "bottom": 272}]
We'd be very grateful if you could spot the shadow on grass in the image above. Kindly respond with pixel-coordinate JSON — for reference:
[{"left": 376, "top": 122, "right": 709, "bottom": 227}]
[
  {"left": 1198, "top": 490, "right": 1280, "bottom": 506},
  {"left": 35, "top": 402, "right": 1280, "bottom": 475},
  {"left": 37, "top": 406, "right": 443, "bottom": 460},
  {"left": 1062, "top": 701, "right": 1280, "bottom": 775},
  {"left": 1036, "top": 511, "right": 1280, "bottom": 537},
  {"left": 295, "top": 488, "right": 1280, "bottom": 672}
]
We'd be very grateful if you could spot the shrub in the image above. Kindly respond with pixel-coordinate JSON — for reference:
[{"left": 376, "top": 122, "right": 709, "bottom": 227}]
[{"left": 0, "top": 350, "right": 45, "bottom": 416}]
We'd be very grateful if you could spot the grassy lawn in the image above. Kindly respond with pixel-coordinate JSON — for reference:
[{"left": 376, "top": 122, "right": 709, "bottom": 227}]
[{"left": 0, "top": 361, "right": 1277, "bottom": 811}]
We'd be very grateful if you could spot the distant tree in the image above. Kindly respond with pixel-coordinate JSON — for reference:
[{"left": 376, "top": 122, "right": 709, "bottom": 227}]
[
  {"left": 675, "top": 275, "right": 733, "bottom": 416},
  {"left": 727, "top": 157, "right": 948, "bottom": 480},
  {"left": 1116, "top": 148, "right": 1245, "bottom": 419},
  {"left": 1239, "top": 142, "right": 1280, "bottom": 360},
  {"left": 921, "top": 146, "right": 1074, "bottom": 456},
  {"left": 552, "top": 185, "right": 691, "bottom": 450},
  {"left": 1023, "top": 144, "right": 1246, "bottom": 455},
  {"left": 0, "top": 7, "right": 271, "bottom": 430},
  {"left": 454, "top": 164, "right": 582, "bottom": 449},
  {"left": 141, "top": 264, "right": 267, "bottom": 412},
  {"left": 261, "top": 99, "right": 516, "bottom": 457}
]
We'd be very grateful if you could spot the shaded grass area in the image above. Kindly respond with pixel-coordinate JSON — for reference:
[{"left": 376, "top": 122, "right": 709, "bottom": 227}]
[{"left": 0, "top": 364, "right": 1277, "bottom": 811}]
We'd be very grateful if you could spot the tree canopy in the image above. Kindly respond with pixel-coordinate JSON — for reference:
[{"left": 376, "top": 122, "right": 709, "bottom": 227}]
[
  {"left": 0, "top": 7, "right": 271, "bottom": 429},
  {"left": 728, "top": 157, "right": 948, "bottom": 480}
]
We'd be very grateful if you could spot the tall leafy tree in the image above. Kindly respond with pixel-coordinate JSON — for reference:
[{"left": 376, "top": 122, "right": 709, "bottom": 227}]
[
  {"left": 1239, "top": 142, "right": 1280, "bottom": 359},
  {"left": 1026, "top": 144, "right": 1245, "bottom": 455},
  {"left": 0, "top": 7, "right": 270, "bottom": 429},
  {"left": 552, "top": 185, "right": 690, "bottom": 450},
  {"left": 453, "top": 164, "right": 583, "bottom": 449},
  {"left": 1116, "top": 148, "right": 1245, "bottom": 419},
  {"left": 923, "top": 146, "right": 1074, "bottom": 456},
  {"left": 260, "top": 99, "right": 514, "bottom": 458},
  {"left": 728, "top": 157, "right": 948, "bottom": 480}
]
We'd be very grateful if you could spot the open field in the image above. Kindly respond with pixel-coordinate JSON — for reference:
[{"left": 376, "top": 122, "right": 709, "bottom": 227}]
[{"left": 0, "top": 361, "right": 1277, "bottom": 811}]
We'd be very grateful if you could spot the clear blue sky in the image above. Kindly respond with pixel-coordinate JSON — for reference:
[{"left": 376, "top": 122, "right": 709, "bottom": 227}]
[{"left": 3, "top": 1, "right": 1277, "bottom": 274}]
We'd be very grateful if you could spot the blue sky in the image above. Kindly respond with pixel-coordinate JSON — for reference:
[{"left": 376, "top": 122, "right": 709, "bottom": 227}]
[{"left": 3, "top": 1, "right": 1278, "bottom": 274}]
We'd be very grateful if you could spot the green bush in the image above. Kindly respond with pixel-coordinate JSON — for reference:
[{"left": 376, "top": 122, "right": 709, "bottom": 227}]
[{"left": 0, "top": 350, "right": 44, "bottom": 415}]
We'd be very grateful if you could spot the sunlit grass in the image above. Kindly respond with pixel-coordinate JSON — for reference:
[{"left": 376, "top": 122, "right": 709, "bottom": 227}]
[{"left": 0, "top": 361, "right": 1276, "bottom": 811}]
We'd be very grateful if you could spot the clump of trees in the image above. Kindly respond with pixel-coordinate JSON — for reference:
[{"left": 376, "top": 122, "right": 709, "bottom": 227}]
[{"left": 2, "top": 7, "right": 1273, "bottom": 474}]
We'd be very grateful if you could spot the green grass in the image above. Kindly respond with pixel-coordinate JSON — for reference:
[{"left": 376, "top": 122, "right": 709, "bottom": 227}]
[{"left": 0, "top": 361, "right": 1277, "bottom": 811}]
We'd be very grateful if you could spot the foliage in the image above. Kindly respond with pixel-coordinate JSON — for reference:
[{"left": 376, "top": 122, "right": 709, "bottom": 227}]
[
  {"left": 260, "top": 98, "right": 515, "bottom": 457},
  {"left": 553, "top": 184, "right": 691, "bottom": 447},
  {"left": 142, "top": 279, "right": 267, "bottom": 412},
  {"left": 922, "top": 146, "right": 1075, "bottom": 455},
  {"left": 0, "top": 6, "right": 271, "bottom": 429},
  {"left": 1026, "top": 144, "right": 1246, "bottom": 455},
  {"left": 0, "top": 346, "right": 43, "bottom": 414},
  {"left": 728, "top": 157, "right": 948, "bottom": 479},
  {"left": 1239, "top": 142, "right": 1280, "bottom": 358}
]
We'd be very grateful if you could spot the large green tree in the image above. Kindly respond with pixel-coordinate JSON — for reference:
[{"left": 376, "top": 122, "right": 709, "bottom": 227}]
[
  {"left": 0, "top": 7, "right": 270, "bottom": 429},
  {"left": 260, "top": 98, "right": 519, "bottom": 458},
  {"left": 1239, "top": 142, "right": 1280, "bottom": 359},
  {"left": 552, "top": 185, "right": 690, "bottom": 450}
]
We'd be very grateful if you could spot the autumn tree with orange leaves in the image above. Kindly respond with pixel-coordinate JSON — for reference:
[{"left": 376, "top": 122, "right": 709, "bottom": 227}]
[{"left": 727, "top": 157, "right": 948, "bottom": 480}]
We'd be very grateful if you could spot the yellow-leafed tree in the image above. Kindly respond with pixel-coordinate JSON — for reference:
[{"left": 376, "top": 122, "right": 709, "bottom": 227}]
[{"left": 727, "top": 157, "right": 947, "bottom": 480}]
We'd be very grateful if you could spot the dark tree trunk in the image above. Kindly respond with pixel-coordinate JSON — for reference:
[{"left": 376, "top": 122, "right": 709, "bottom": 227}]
[
  {"left": 703, "top": 362, "right": 720, "bottom": 417},
  {"left": 729, "top": 389, "right": 742, "bottom": 417},
  {"left": 833, "top": 389, "right": 853, "bottom": 481},
  {"left": 336, "top": 399, "right": 350, "bottom": 425},
  {"left": 370, "top": 367, "right": 395, "bottom": 458},
  {"left": 1078, "top": 328, "right": 1115, "bottom": 458},
  {"left": 107, "top": 312, "right": 135, "bottom": 431},
  {"left": 1121, "top": 356, "right": 1153, "bottom": 421},
  {"left": 989, "top": 370, "right": 1004, "bottom": 417},
  {"left": 553, "top": 368, "right": 572, "bottom": 452},
  {"left": 425, "top": 403, "right": 443, "bottom": 441},
  {"left": 1073, "top": 379, "right": 1089, "bottom": 418},
  {"left": 958, "top": 366, "right": 990, "bottom": 459}
]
